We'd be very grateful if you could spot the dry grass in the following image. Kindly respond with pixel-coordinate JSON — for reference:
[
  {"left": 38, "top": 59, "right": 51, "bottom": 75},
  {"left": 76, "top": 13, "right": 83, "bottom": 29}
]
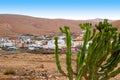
[{"left": 0, "top": 53, "right": 119, "bottom": 80}]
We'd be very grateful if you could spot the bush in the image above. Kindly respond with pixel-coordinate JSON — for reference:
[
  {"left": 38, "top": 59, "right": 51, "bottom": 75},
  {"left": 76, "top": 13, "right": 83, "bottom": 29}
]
[
  {"left": 54, "top": 19, "right": 120, "bottom": 80},
  {"left": 3, "top": 68, "right": 15, "bottom": 75}
]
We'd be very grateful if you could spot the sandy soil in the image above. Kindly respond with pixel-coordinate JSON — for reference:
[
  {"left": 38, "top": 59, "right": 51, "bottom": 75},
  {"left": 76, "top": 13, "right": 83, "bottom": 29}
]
[{"left": 0, "top": 53, "right": 119, "bottom": 80}]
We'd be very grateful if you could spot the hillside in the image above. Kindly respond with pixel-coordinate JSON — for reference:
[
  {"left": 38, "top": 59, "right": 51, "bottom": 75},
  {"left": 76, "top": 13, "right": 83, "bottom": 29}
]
[
  {"left": 112, "top": 20, "right": 120, "bottom": 32},
  {"left": 0, "top": 14, "right": 85, "bottom": 37},
  {"left": 0, "top": 14, "right": 119, "bottom": 38}
]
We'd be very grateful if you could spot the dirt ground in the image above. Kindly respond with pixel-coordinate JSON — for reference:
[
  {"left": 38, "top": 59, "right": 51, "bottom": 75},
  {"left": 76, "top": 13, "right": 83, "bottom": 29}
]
[{"left": 0, "top": 52, "right": 119, "bottom": 80}]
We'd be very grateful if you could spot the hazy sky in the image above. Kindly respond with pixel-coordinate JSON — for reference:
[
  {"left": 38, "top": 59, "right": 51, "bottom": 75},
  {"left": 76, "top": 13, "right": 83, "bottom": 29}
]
[{"left": 0, "top": 0, "right": 120, "bottom": 20}]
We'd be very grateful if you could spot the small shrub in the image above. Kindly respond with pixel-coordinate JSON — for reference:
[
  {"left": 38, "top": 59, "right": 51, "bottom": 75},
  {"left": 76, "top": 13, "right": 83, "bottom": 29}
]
[
  {"left": 3, "top": 68, "right": 15, "bottom": 75},
  {"left": 1, "top": 46, "right": 8, "bottom": 51}
]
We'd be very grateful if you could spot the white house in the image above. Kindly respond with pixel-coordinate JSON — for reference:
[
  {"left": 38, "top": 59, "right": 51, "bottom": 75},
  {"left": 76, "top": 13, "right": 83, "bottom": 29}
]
[
  {"left": 3, "top": 42, "right": 15, "bottom": 47},
  {"left": 45, "top": 38, "right": 66, "bottom": 49}
]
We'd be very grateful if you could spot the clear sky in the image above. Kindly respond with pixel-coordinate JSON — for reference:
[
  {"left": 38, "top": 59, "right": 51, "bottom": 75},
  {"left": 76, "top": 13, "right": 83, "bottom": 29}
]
[{"left": 0, "top": 0, "right": 120, "bottom": 20}]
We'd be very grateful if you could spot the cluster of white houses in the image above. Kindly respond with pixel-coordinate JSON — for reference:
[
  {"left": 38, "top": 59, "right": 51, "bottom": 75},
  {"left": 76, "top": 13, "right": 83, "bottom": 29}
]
[{"left": 0, "top": 31, "right": 88, "bottom": 52}]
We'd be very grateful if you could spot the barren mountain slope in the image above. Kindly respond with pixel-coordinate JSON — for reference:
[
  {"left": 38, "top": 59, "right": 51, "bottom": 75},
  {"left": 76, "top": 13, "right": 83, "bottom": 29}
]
[
  {"left": 112, "top": 20, "right": 120, "bottom": 32},
  {"left": 0, "top": 14, "right": 119, "bottom": 37},
  {"left": 0, "top": 14, "right": 87, "bottom": 37}
]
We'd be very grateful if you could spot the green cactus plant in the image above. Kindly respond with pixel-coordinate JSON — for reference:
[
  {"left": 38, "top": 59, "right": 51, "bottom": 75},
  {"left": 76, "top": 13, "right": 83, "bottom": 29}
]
[{"left": 54, "top": 19, "right": 120, "bottom": 80}]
